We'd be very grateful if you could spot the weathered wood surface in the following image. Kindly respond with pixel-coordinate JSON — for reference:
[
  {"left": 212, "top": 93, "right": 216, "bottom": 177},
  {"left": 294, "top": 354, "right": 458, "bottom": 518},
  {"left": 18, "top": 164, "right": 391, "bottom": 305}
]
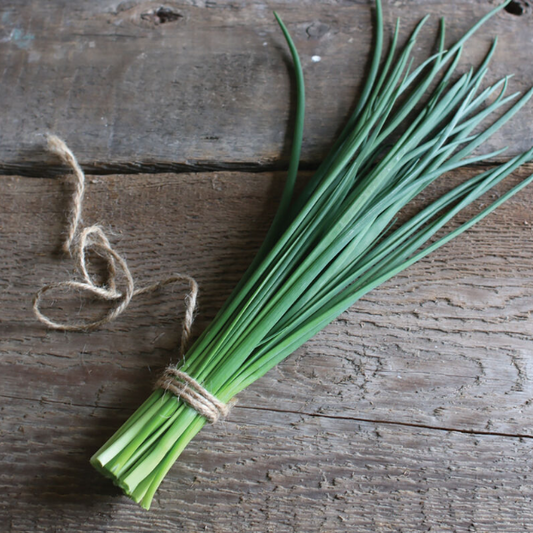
[
  {"left": 1, "top": 168, "right": 533, "bottom": 531},
  {"left": 2, "top": 0, "right": 533, "bottom": 530},
  {"left": 0, "top": 0, "right": 532, "bottom": 175}
]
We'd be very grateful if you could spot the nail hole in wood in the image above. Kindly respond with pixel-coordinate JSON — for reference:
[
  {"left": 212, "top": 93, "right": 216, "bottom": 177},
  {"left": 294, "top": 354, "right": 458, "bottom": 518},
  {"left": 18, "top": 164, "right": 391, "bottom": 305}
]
[
  {"left": 154, "top": 7, "right": 182, "bottom": 23},
  {"left": 141, "top": 6, "right": 183, "bottom": 25},
  {"left": 504, "top": 0, "right": 526, "bottom": 16}
]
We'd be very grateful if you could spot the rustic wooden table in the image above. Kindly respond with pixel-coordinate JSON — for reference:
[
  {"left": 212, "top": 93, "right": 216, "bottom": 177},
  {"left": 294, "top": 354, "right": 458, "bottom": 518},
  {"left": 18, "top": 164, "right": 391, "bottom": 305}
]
[{"left": 1, "top": 1, "right": 533, "bottom": 531}]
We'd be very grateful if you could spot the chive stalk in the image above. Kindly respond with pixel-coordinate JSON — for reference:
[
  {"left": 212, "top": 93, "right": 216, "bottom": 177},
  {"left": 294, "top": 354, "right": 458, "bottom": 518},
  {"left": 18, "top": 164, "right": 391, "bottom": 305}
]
[{"left": 92, "top": 0, "right": 533, "bottom": 509}]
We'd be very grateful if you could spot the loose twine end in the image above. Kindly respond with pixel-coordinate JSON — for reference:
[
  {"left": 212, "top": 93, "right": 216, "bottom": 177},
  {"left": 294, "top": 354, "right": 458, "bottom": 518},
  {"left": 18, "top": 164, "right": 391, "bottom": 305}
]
[{"left": 34, "top": 135, "right": 230, "bottom": 422}]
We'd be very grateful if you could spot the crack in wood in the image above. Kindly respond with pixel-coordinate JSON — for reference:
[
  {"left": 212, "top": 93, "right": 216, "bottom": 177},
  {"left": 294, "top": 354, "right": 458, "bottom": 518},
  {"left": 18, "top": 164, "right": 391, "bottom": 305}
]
[
  {"left": 2, "top": 393, "right": 531, "bottom": 440},
  {"left": 236, "top": 405, "right": 533, "bottom": 440}
]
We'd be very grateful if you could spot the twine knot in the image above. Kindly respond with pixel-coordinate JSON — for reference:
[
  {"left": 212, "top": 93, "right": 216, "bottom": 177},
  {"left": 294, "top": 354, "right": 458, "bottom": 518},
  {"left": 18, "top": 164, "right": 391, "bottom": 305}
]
[{"left": 155, "top": 367, "right": 230, "bottom": 423}]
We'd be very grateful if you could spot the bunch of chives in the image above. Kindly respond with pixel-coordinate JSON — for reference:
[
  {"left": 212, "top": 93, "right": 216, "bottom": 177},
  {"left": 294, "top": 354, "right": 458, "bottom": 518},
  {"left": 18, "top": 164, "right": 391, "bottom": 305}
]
[{"left": 91, "top": 0, "right": 533, "bottom": 509}]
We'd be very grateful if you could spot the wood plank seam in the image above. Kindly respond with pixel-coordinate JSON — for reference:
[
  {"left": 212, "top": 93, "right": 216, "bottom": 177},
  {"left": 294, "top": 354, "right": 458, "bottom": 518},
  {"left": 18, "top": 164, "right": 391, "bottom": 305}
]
[{"left": 1, "top": 392, "right": 531, "bottom": 441}]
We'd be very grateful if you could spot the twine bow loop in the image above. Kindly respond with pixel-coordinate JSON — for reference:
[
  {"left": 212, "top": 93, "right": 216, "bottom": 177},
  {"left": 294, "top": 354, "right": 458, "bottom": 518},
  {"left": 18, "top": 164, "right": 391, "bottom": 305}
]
[{"left": 33, "top": 135, "right": 198, "bottom": 344}]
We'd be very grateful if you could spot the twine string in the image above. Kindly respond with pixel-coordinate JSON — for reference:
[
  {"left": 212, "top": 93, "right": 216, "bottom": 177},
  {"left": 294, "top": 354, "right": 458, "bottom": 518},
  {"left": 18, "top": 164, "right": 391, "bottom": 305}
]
[
  {"left": 33, "top": 135, "right": 230, "bottom": 422},
  {"left": 33, "top": 135, "right": 198, "bottom": 348},
  {"left": 155, "top": 367, "right": 231, "bottom": 424}
]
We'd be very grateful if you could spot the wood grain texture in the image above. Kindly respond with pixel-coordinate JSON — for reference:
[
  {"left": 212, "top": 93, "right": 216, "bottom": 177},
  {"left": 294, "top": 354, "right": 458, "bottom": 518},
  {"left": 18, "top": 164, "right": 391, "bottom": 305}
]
[
  {"left": 0, "top": 0, "right": 532, "bottom": 175},
  {"left": 1, "top": 168, "right": 532, "bottom": 531},
  {"left": 2, "top": 398, "right": 533, "bottom": 532}
]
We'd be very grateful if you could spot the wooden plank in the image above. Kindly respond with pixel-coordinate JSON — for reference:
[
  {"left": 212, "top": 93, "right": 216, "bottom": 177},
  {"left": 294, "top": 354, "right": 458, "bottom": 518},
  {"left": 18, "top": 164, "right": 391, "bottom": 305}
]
[
  {"left": 0, "top": 1, "right": 532, "bottom": 174},
  {"left": 1, "top": 168, "right": 533, "bottom": 529},
  {"left": 1, "top": 397, "right": 533, "bottom": 532},
  {"left": 1, "top": 168, "right": 532, "bottom": 433}
]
